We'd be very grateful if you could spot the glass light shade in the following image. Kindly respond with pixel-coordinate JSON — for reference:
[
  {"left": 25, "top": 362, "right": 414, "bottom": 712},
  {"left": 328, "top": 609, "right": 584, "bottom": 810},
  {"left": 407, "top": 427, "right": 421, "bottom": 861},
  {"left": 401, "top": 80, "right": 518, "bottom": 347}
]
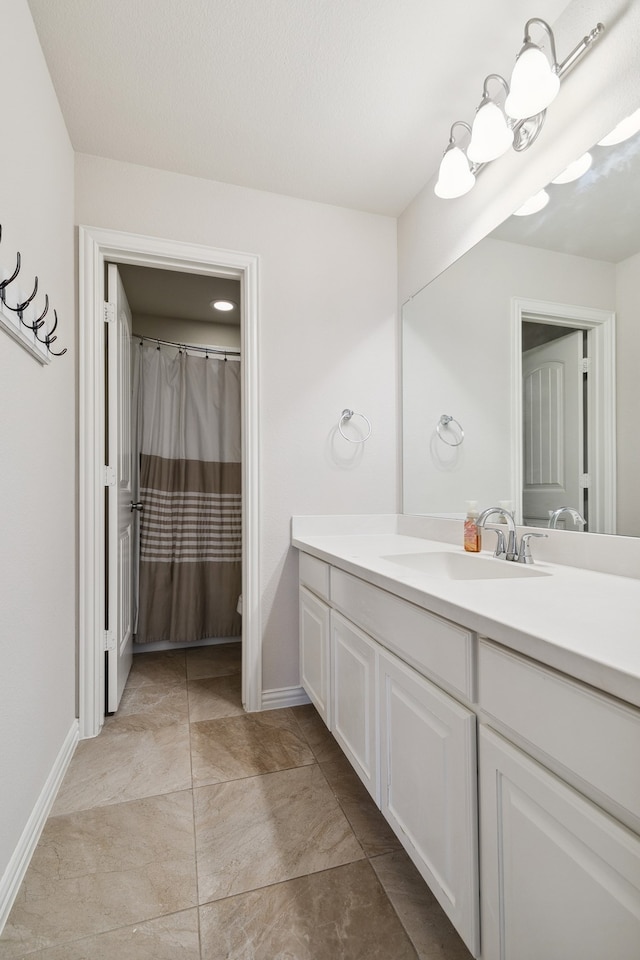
[
  {"left": 597, "top": 108, "right": 640, "bottom": 146},
  {"left": 505, "top": 45, "right": 560, "bottom": 119},
  {"left": 434, "top": 146, "right": 475, "bottom": 199},
  {"left": 468, "top": 101, "right": 514, "bottom": 163},
  {"left": 513, "top": 189, "right": 549, "bottom": 216},
  {"left": 551, "top": 152, "right": 593, "bottom": 184}
]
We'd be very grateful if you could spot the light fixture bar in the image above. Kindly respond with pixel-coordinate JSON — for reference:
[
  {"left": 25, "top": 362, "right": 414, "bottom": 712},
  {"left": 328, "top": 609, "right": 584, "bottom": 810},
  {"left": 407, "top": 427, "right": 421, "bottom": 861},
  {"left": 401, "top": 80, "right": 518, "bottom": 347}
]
[{"left": 433, "top": 18, "right": 605, "bottom": 199}]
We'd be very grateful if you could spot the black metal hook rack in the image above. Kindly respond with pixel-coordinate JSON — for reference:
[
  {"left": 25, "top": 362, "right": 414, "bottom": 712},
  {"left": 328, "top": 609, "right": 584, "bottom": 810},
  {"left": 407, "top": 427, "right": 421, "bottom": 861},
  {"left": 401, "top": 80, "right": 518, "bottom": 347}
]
[{"left": 0, "top": 224, "right": 67, "bottom": 357}]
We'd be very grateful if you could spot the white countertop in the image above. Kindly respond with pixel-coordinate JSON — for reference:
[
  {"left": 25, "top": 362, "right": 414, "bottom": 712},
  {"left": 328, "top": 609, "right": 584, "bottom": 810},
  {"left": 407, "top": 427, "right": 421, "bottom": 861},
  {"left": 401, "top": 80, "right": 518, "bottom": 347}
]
[{"left": 292, "top": 521, "right": 640, "bottom": 710}]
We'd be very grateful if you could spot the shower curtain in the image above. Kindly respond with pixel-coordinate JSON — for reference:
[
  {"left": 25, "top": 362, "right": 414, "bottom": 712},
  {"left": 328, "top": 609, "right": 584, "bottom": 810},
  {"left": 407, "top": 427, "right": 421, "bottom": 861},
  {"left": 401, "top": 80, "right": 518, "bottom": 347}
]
[{"left": 133, "top": 343, "right": 242, "bottom": 644}]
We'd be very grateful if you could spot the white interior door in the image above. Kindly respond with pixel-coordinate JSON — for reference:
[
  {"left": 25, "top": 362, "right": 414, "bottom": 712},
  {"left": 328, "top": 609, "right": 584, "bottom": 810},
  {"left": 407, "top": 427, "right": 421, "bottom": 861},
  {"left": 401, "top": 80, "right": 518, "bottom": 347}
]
[
  {"left": 106, "top": 263, "right": 134, "bottom": 712},
  {"left": 522, "top": 330, "right": 584, "bottom": 526}
]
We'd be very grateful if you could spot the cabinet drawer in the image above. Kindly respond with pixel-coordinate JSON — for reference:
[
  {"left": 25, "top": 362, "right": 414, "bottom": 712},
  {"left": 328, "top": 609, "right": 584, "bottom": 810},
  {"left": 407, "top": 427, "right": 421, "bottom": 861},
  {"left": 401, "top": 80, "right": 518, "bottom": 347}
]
[
  {"left": 299, "top": 552, "right": 330, "bottom": 600},
  {"left": 331, "top": 568, "right": 474, "bottom": 700},
  {"left": 478, "top": 639, "right": 640, "bottom": 822}
]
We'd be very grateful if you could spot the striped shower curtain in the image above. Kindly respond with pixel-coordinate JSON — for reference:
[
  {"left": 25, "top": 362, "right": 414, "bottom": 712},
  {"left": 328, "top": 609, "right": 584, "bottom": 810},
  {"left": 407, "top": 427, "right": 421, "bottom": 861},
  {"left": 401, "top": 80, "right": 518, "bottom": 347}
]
[{"left": 133, "top": 343, "right": 242, "bottom": 643}]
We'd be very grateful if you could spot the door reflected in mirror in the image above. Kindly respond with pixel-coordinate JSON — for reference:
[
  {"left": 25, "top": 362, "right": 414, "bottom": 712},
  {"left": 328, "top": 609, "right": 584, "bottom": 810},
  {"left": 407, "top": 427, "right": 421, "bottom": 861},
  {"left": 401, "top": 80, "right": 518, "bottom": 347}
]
[{"left": 402, "top": 119, "right": 640, "bottom": 537}]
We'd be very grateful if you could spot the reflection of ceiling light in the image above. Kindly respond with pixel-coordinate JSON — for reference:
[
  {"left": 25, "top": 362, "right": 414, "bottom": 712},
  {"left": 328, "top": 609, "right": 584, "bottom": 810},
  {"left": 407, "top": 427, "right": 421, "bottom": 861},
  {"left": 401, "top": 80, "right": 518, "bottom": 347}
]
[
  {"left": 551, "top": 152, "right": 593, "bottom": 184},
  {"left": 513, "top": 189, "right": 550, "bottom": 216},
  {"left": 210, "top": 300, "right": 236, "bottom": 312},
  {"left": 597, "top": 107, "right": 640, "bottom": 146}
]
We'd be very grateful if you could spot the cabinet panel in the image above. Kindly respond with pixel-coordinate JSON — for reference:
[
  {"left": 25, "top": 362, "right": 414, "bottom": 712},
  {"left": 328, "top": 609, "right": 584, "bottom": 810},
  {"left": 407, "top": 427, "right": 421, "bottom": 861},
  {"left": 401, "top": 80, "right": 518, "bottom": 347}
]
[
  {"left": 331, "top": 568, "right": 474, "bottom": 699},
  {"left": 330, "top": 611, "right": 379, "bottom": 802},
  {"left": 480, "top": 726, "right": 640, "bottom": 960},
  {"left": 479, "top": 639, "right": 640, "bottom": 822},
  {"left": 299, "top": 552, "right": 330, "bottom": 600},
  {"left": 299, "top": 585, "right": 331, "bottom": 725},
  {"left": 379, "top": 649, "right": 479, "bottom": 957}
]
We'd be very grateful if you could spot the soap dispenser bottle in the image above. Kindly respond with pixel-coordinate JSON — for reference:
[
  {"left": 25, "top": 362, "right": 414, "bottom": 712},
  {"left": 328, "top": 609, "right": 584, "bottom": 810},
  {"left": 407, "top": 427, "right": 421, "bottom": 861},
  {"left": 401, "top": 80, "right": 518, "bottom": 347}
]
[{"left": 464, "top": 500, "right": 481, "bottom": 553}]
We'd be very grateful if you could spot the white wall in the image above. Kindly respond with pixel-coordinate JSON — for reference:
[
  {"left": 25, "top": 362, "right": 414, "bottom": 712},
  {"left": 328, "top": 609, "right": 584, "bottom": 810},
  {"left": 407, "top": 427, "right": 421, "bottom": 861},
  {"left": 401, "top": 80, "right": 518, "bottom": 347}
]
[
  {"left": 616, "top": 250, "right": 640, "bottom": 536},
  {"left": 0, "top": 0, "right": 75, "bottom": 901},
  {"left": 403, "top": 237, "right": 615, "bottom": 515},
  {"left": 76, "top": 156, "right": 398, "bottom": 692}
]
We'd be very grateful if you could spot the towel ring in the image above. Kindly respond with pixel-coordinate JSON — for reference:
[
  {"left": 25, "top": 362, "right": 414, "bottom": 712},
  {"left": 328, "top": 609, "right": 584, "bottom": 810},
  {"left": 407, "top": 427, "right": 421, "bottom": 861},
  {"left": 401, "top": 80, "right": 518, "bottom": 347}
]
[
  {"left": 339, "top": 409, "right": 372, "bottom": 443},
  {"left": 437, "top": 414, "right": 464, "bottom": 447}
]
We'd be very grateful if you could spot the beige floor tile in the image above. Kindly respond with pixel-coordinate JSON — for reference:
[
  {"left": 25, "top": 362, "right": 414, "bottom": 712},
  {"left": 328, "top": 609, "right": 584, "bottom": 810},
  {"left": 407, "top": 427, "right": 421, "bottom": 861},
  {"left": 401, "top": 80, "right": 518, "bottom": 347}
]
[
  {"left": 52, "top": 718, "right": 192, "bottom": 816},
  {"left": 291, "top": 703, "right": 344, "bottom": 762},
  {"left": 187, "top": 674, "right": 243, "bottom": 722},
  {"left": 194, "top": 764, "right": 364, "bottom": 903},
  {"left": 117, "top": 678, "right": 189, "bottom": 724},
  {"left": 320, "top": 755, "right": 401, "bottom": 857},
  {"left": 186, "top": 642, "right": 241, "bottom": 680},
  {"left": 126, "top": 650, "right": 187, "bottom": 688},
  {"left": 190, "top": 709, "right": 315, "bottom": 786},
  {"left": 370, "top": 851, "right": 473, "bottom": 960},
  {"left": 0, "top": 793, "right": 198, "bottom": 957},
  {"left": 19, "top": 910, "right": 201, "bottom": 960},
  {"left": 199, "top": 859, "right": 418, "bottom": 959}
]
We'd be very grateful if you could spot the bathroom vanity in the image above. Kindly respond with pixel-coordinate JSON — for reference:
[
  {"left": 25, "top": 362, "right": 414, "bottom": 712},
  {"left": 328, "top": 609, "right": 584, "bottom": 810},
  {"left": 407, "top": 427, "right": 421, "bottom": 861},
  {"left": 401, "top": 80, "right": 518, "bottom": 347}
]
[{"left": 293, "top": 515, "right": 640, "bottom": 960}]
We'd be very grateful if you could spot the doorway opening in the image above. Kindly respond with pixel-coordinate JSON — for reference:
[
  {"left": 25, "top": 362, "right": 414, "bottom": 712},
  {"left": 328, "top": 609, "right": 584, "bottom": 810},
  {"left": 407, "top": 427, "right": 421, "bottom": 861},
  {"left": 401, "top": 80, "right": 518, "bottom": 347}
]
[
  {"left": 511, "top": 297, "right": 616, "bottom": 536},
  {"left": 79, "top": 226, "right": 261, "bottom": 739}
]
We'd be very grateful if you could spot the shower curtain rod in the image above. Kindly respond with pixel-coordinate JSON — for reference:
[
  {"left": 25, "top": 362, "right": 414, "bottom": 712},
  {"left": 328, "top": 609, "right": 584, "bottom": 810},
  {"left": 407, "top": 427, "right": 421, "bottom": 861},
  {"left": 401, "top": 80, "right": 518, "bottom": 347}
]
[{"left": 136, "top": 334, "right": 241, "bottom": 360}]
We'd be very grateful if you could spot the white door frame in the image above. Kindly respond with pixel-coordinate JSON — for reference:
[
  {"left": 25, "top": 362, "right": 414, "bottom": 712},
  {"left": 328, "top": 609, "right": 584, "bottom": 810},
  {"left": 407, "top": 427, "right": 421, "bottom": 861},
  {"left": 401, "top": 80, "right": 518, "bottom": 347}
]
[
  {"left": 511, "top": 297, "right": 616, "bottom": 535},
  {"left": 78, "top": 225, "right": 261, "bottom": 738}
]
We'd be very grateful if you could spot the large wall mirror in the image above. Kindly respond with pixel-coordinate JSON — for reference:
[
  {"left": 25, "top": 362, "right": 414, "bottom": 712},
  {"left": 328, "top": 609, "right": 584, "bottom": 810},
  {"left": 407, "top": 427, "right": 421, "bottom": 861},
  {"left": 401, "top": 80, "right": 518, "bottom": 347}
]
[{"left": 402, "top": 111, "right": 640, "bottom": 537}]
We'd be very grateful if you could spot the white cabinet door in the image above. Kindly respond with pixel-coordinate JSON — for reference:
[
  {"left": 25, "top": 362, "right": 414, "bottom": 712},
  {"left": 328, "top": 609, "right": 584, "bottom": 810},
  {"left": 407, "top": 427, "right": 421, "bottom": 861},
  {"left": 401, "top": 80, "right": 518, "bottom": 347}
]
[
  {"left": 299, "top": 585, "right": 331, "bottom": 725},
  {"left": 331, "top": 611, "right": 378, "bottom": 802},
  {"left": 479, "top": 725, "right": 640, "bottom": 960},
  {"left": 379, "top": 649, "right": 479, "bottom": 957}
]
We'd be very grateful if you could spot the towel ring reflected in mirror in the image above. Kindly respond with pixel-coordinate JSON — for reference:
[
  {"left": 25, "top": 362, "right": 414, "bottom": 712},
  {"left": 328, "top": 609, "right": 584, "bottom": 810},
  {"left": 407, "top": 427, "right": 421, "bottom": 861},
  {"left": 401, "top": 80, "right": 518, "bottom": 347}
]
[
  {"left": 437, "top": 414, "right": 464, "bottom": 447},
  {"left": 339, "top": 409, "right": 372, "bottom": 443}
]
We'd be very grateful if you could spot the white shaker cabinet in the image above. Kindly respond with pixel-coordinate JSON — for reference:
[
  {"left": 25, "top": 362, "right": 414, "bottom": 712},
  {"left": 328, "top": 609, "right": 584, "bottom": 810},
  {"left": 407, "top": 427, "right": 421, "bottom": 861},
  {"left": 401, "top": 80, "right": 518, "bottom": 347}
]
[
  {"left": 299, "top": 585, "right": 331, "bottom": 725},
  {"left": 479, "top": 725, "right": 640, "bottom": 960},
  {"left": 330, "top": 610, "right": 379, "bottom": 802},
  {"left": 379, "top": 649, "right": 479, "bottom": 955}
]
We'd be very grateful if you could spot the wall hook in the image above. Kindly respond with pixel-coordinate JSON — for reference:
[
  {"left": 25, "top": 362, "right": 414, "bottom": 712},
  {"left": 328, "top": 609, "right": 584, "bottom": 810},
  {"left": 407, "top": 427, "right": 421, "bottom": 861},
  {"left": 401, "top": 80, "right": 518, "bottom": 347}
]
[{"left": 0, "top": 251, "right": 22, "bottom": 299}]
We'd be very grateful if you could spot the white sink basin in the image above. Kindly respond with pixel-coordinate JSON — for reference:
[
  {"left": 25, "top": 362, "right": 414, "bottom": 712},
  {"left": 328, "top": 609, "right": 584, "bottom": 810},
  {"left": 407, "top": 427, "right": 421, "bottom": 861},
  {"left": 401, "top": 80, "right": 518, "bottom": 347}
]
[{"left": 381, "top": 551, "right": 550, "bottom": 580}]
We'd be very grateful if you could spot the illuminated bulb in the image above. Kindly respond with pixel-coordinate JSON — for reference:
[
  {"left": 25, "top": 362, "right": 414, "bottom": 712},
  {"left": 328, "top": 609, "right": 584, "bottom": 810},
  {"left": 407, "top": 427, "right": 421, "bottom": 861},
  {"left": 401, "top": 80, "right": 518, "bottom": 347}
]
[
  {"left": 551, "top": 152, "right": 592, "bottom": 184},
  {"left": 597, "top": 107, "right": 640, "bottom": 146},
  {"left": 513, "top": 189, "right": 550, "bottom": 216},
  {"left": 505, "top": 45, "right": 560, "bottom": 119},
  {"left": 210, "top": 300, "right": 235, "bottom": 312},
  {"left": 468, "top": 101, "right": 514, "bottom": 163},
  {"left": 434, "top": 146, "right": 475, "bottom": 199}
]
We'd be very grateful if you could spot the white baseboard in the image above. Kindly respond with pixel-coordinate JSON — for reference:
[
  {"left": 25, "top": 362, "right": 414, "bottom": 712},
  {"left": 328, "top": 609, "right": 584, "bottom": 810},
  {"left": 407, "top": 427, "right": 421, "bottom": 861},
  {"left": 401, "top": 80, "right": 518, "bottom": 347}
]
[
  {"left": 261, "top": 685, "right": 311, "bottom": 710},
  {"left": 0, "top": 719, "right": 79, "bottom": 933}
]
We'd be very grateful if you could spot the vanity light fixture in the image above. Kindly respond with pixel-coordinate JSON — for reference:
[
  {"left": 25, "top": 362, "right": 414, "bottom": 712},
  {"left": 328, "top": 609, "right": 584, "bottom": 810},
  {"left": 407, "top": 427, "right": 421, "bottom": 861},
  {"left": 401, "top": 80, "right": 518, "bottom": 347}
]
[{"left": 434, "top": 18, "right": 604, "bottom": 199}]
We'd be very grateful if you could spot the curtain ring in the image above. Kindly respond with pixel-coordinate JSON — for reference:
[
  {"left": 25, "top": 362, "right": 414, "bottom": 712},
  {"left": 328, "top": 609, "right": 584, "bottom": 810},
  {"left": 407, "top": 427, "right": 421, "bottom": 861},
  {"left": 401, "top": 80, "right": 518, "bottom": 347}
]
[
  {"left": 437, "top": 414, "right": 464, "bottom": 446},
  {"left": 338, "top": 409, "right": 372, "bottom": 443}
]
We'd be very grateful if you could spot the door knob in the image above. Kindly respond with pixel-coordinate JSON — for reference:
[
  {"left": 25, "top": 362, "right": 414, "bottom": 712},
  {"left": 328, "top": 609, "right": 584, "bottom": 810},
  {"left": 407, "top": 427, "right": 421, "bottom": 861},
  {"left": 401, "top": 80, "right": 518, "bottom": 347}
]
[{"left": 130, "top": 501, "right": 144, "bottom": 512}]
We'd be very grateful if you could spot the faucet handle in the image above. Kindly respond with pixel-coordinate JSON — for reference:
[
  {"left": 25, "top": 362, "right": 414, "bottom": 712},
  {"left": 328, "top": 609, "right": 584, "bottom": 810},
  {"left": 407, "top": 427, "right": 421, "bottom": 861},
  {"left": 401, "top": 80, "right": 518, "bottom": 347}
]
[
  {"left": 517, "top": 532, "right": 548, "bottom": 564},
  {"left": 485, "top": 526, "right": 507, "bottom": 559}
]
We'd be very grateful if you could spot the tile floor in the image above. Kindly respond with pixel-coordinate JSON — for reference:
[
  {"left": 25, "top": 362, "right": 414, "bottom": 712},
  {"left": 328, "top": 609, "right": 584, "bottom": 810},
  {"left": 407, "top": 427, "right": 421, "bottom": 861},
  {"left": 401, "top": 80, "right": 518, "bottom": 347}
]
[{"left": 0, "top": 645, "right": 472, "bottom": 959}]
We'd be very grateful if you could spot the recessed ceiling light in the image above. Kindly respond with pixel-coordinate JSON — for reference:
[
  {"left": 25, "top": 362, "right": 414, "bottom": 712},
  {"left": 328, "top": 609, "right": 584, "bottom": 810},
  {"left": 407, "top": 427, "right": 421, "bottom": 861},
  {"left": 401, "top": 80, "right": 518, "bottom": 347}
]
[{"left": 210, "top": 299, "right": 236, "bottom": 312}]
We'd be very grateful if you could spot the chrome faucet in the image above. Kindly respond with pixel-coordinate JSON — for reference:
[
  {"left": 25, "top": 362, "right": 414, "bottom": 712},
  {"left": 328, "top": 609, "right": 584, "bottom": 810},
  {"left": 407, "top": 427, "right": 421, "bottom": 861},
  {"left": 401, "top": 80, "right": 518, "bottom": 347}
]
[
  {"left": 477, "top": 507, "right": 518, "bottom": 561},
  {"left": 549, "top": 506, "right": 586, "bottom": 530}
]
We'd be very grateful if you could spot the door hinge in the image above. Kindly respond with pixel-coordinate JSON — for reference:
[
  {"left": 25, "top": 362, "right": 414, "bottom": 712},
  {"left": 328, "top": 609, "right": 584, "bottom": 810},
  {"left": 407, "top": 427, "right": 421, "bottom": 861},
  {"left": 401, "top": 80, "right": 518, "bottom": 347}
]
[
  {"left": 103, "top": 630, "right": 116, "bottom": 652},
  {"left": 104, "top": 302, "right": 115, "bottom": 324},
  {"left": 580, "top": 357, "right": 591, "bottom": 374},
  {"left": 103, "top": 465, "right": 116, "bottom": 486},
  {"left": 580, "top": 473, "right": 591, "bottom": 488}
]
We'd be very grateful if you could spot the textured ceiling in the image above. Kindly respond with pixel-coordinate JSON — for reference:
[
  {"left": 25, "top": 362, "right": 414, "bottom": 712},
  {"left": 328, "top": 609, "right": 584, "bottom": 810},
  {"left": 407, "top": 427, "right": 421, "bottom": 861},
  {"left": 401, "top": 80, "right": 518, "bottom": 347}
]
[{"left": 27, "top": 0, "right": 569, "bottom": 216}]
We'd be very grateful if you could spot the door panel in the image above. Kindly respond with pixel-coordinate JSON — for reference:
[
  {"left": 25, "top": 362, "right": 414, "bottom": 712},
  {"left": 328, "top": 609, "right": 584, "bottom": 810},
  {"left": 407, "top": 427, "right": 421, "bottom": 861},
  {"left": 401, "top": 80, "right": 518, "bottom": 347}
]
[
  {"left": 106, "top": 263, "right": 133, "bottom": 711},
  {"left": 522, "top": 330, "right": 583, "bottom": 526}
]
